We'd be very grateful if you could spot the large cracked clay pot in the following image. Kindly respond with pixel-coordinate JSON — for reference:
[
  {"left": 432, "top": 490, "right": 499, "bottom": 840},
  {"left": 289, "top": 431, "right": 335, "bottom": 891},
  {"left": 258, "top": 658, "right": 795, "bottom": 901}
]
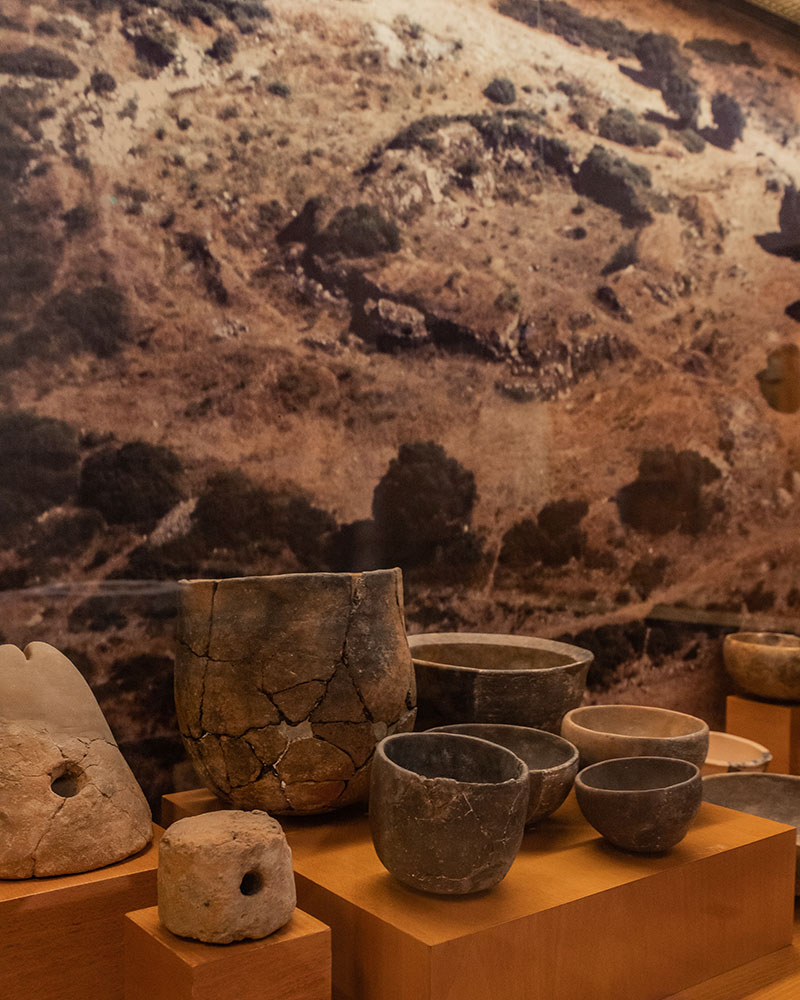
[{"left": 175, "top": 569, "right": 416, "bottom": 814}]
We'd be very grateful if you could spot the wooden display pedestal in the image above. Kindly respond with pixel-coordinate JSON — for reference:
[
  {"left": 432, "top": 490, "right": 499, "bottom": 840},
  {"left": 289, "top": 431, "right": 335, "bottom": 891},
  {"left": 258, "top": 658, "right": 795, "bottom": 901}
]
[
  {"left": 161, "top": 787, "right": 222, "bottom": 826},
  {"left": 162, "top": 791, "right": 795, "bottom": 1000},
  {"left": 124, "top": 906, "right": 331, "bottom": 1000},
  {"left": 0, "top": 825, "right": 162, "bottom": 1000},
  {"left": 726, "top": 694, "right": 800, "bottom": 773}
]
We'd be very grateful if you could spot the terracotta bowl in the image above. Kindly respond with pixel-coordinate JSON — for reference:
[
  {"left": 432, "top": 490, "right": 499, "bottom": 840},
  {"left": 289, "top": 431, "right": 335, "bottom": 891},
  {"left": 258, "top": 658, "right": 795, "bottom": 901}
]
[
  {"left": 575, "top": 756, "right": 702, "bottom": 853},
  {"left": 702, "top": 731, "right": 772, "bottom": 776},
  {"left": 369, "top": 732, "right": 529, "bottom": 895},
  {"left": 408, "top": 633, "right": 593, "bottom": 734},
  {"left": 561, "top": 704, "right": 709, "bottom": 768},
  {"left": 429, "top": 724, "right": 579, "bottom": 825},
  {"left": 723, "top": 632, "right": 800, "bottom": 702},
  {"left": 702, "top": 772, "right": 800, "bottom": 892}
]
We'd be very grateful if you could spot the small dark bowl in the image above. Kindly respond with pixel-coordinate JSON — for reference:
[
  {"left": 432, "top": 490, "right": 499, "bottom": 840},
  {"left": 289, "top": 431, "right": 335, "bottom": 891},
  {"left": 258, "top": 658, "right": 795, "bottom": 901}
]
[
  {"left": 369, "top": 732, "right": 529, "bottom": 894},
  {"left": 429, "top": 724, "right": 578, "bottom": 825},
  {"left": 408, "top": 632, "right": 592, "bottom": 734},
  {"left": 575, "top": 756, "right": 702, "bottom": 853}
]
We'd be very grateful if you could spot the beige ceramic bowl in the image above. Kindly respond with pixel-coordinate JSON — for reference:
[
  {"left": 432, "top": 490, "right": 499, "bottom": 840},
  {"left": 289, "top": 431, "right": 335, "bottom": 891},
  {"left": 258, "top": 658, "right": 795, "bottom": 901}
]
[
  {"left": 702, "top": 731, "right": 772, "bottom": 776},
  {"left": 561, "top": 704, "right": 709, "bottom": 768},
  {"left": 723, "top": 632, "right": 800, "bottom": 702}
]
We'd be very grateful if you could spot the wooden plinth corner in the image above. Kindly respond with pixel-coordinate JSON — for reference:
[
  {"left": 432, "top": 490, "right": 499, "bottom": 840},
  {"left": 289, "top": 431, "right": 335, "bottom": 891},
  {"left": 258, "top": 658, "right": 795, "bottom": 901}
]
[{"left": 124, "top": 906, "right": 331, "bottom": 1000}]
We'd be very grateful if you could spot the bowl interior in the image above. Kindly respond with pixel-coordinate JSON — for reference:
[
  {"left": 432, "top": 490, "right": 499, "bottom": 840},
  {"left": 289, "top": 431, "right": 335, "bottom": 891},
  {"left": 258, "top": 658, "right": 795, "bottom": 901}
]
[
  {"left": 568, "top": 705, "right": 705, "bottom": 739},
  {"left": 411, "top": 641, "right": 574, "bottom": 672},
  {"left": 382, "top": 732, "right": 524, "bottom": 784},
  {"left": 579, "top": 756, "right": 698, "bottom": 792},
  {"left": 706, "top": 731, "right": 770, "bottom": 766},
  {"left": 430, "top": 724, "right": 576, "bottom": 771},
  {"left": 703, "top": 773, "right": 800, "bottom": 833},
  {"left": 728, "top": 632, "right": 800, "bottom": 650}
]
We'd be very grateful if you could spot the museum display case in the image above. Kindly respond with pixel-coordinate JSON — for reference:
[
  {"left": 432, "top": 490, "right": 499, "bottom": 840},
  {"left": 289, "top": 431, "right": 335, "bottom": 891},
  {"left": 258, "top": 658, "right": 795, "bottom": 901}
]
[{"left": 4, "top": 0, "right": 800, "bottom": 995}]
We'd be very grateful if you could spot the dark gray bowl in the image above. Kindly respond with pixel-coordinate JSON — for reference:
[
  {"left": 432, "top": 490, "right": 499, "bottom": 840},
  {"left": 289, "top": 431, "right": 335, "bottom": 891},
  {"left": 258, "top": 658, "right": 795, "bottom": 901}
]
[
  {"left": 428, "top": 724, "right": 578, "bottom": 825},
  {"left": 369, "top": 732, "right": 529, "bottom": 894},
  {"left": 408, "top": 632, "right": 592, "bottom": 734},
  {"left": 703, "top": 772, "right": 800, "bottom": 893},
  {"left": 575, "top": 756, "right": 702, "bottom": 853}
]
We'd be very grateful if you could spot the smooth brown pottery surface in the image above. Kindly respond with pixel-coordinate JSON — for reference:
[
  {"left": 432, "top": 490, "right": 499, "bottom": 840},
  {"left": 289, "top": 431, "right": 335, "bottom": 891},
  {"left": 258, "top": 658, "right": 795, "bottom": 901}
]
[
  {"left": 575, "top": 756, "right": 702, "bottom": 853},
  {"left": 369, "top": 731, "right": 529, "bottom": 894},
  {"left": 408, "top": 632, "right": 592, "bottom": 734},
  {"left": 561, "top": 704, "right": 709, "bottom": 768},
  {"left": 702, "top": 772, "right": 800, "bottom": 892},
  {"left": 723, "top": 632, "right": 800, "bottom": 701},
  {"left": 428, "top": 723, "right": 578, "bottom": 825},
  {"left": 174, "top": 569, "right": 416, "bottom": 814}
]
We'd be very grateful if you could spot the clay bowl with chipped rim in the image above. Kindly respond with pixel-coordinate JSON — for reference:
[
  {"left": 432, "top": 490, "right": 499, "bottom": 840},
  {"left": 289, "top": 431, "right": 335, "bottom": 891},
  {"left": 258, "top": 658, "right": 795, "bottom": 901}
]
[
  {"left": 408, "top": 632, "right": 593, "bottom": 734},
  {"left": 369, "top": 731, "right": 529, "bottom": 895},
  {"left": 561, "top": 704, "right": 709, "bottom": 769},
  {"left": 723, "top": 632, "right": 800, "bottom": 701},
  {"left": 575, "top": 756, "right": 702, "bottom": 853},
  {"left": 702, "top": 731, "right": 772, "bottom": 776},
  {"left": 428, "top": 723, "right": 579, "bottom": 825}
]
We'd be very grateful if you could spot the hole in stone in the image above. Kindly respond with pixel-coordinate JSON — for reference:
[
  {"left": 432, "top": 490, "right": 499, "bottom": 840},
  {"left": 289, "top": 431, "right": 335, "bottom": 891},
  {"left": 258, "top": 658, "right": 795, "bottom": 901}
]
[
  {"left": 50, "top": 765, "right": 83, "bottom": 798},
  {"left": 239, "top": 870, "right": 264, "bottom": 896}
]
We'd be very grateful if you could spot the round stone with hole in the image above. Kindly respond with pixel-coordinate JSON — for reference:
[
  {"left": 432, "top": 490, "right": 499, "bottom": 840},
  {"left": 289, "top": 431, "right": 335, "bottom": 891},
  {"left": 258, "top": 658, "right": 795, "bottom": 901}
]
[{"left": 157, "top": 810, "right": 296, "bottom": 944}]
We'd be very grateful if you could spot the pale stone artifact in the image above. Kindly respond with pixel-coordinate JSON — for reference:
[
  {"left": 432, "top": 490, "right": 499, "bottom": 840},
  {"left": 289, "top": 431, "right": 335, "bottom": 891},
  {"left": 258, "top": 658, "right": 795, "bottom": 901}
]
[
  {"left": 723, "top": 632, "right": 800, "bottom": 701},
  {"left": 702, "top": 731, "right": 771, "bottom": 775},
  {"left": 158, "top": 810, "right": 296, "bottom": 943},
  {"left": 370, "top": 731, "right": 529, "bottom": 894},
  {"left": 408, "top": 633, "right": 593, "bottom": 733},
  {"left": 429, "top": 723, "right": 579, "bottom": 825},
  {"left": 561, "top": 704, "right": 709, "bottom": 768},
  {"left": 174, "top": 570, "right": 416, "bottom": 814},
  {"left": 0, "top": 642, "right": 152, "bottom": 879},
  {"left": 703, "top": 772, "right": 800, "bottom": 892},
  {"left": 575, "top": 756, "right": 702, "bottom": 853}
]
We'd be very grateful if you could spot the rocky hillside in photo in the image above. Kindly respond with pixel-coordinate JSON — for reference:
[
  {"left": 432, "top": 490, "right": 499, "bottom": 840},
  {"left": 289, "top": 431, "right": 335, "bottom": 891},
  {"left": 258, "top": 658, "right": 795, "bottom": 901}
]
[{"left": 2, "top": 0, "right": 800, "bottom": 800}]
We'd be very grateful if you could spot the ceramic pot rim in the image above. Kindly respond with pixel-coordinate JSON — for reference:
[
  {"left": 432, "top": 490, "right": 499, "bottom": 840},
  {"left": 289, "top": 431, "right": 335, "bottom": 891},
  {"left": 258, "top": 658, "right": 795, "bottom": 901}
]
[
  {"left": 563, "top": 704, "right": 709, "bottom": 741},
  {"left": 376, "top": 731, "right": 528, "bottom": 788},
  {"left": 427, "top": 724, "right": 579, "bottom": 775},
  {"left": 408, "top": 632, "right": 593, "bottom": 675},
  {"left": 179, "top": 568, "right": 401, "bottom": 586},
  {"left": 725, "top": 631, "right": 800, "bottom": 650},
  {"left": 576, "top": 756, "right": 700, "bottom": 794},
  {"left": 706, "top": 731, "right": 771, "bottom": 770}
]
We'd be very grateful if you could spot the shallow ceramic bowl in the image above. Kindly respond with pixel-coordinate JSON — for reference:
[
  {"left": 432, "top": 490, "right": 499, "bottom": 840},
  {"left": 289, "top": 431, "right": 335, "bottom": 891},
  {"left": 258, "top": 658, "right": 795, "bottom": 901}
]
[
  {"left": 429, "top": 724, "right": 579, "bottom": 825},
  {"left": 703, "top": 772, "right": 800, "bottom": 893},
  {"left": 561, "top": 704, "right": 709, "bottom": 768},
  {"left": 408, "top": 633, "right": 593, "bottom": 734},
  {"left": 723, "top": 632, "right": 800, "bottom": 701},
  {"left": 575, "top": 756, "right": 702, "bottom": 853},
  {"left": 370, "top": 732, "right": 529, "bottom": 894},
  {"left": 702, "top": 731, "right": 772, "bottom": 776}
]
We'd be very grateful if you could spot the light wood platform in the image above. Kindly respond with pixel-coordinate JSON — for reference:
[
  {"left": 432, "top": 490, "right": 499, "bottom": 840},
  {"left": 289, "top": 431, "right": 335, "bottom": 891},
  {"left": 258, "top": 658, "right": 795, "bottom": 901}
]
[
  {"left": 124, "top": 906, "right": 331, "bottom": 1000},
  {"left": 0, "top": 825, "right": 162, "bottom": 1000},
  {"left": 161, "top": 787, "right": 222, "bottom": 826},
  {"left": 161, "top": 790, "right": 796, "bottom": 1000},
  {"left": 726, "top": 694, "right": 800, "bottom": 774}
]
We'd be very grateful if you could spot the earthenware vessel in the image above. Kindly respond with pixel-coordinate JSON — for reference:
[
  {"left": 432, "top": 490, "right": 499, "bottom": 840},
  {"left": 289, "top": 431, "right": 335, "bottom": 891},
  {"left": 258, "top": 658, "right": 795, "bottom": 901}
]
[
  {"left": 702, "top": 731, "right": 771, "bottom": 776},
  {"left": 561, "top": 704, "right": 709, "bottom": 768},
  {"left": 703, "top": 772, "right": 800, "bottom": 892},
  {"left": 370, "top": 731, "right": 529, "bottom": 894},
  {"left": 408, "top": 633, "right": 592, "bottom": 734},
  {"left": 429, "top": 723, "right": 578, "bottom": 825},
  {"left": 575, "top": 756, "right": 702, "bottom": 853},
  {"left": 723, "top": 632, "right": 800, "bottom": 701},
  {"left": 174, "top": 570, "right": 416, "bottom": 814}
]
